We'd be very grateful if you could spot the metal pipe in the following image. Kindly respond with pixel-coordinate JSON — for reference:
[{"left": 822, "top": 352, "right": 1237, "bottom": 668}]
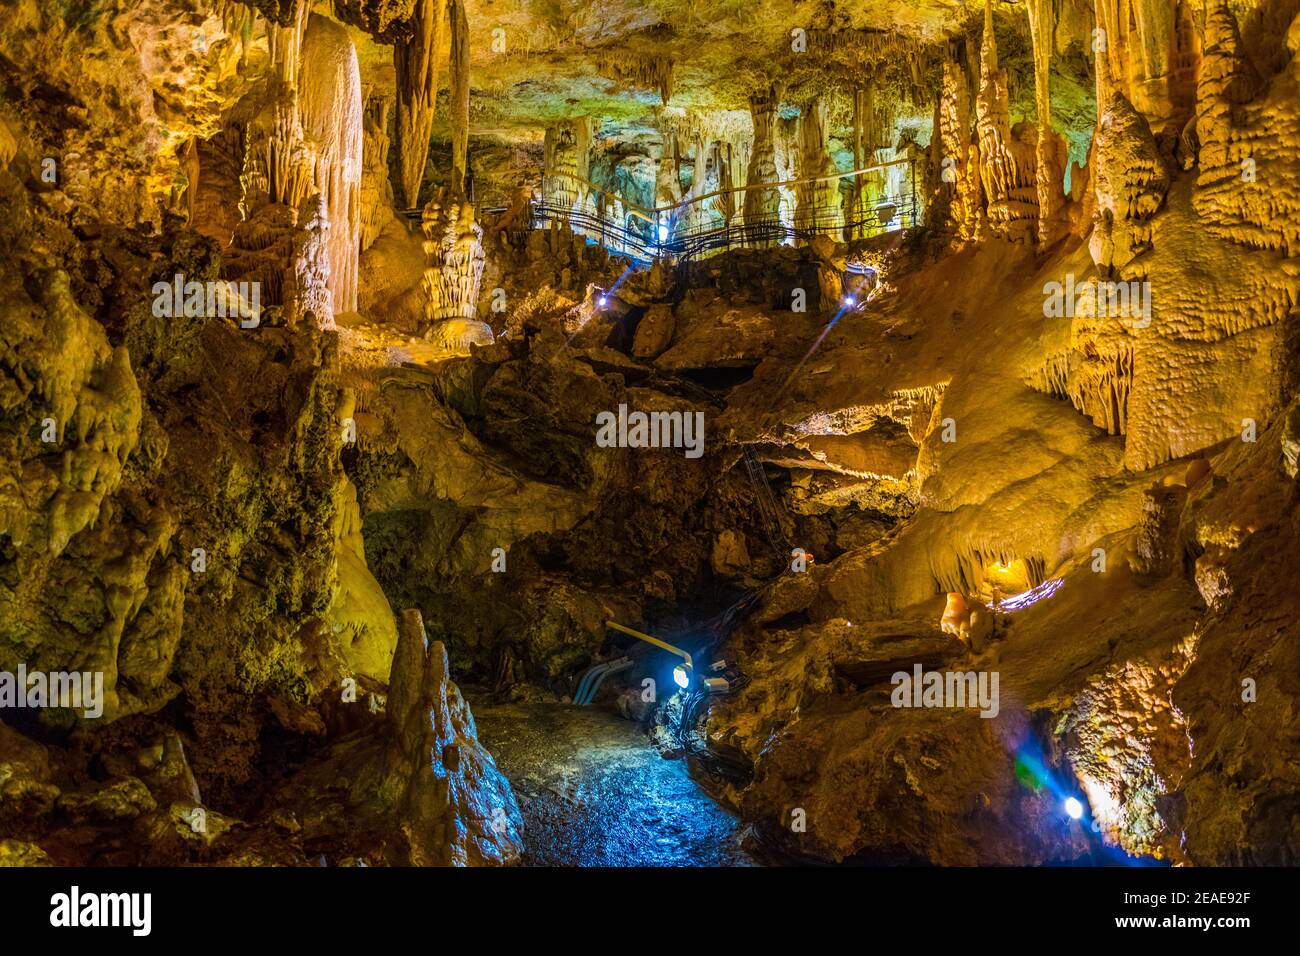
[
  {"left": 580, "top": 658, "right": 633, "bottom": 705},
  {"left": 573, "top": 662, "right": 609, "bottom": 705},
  {"left": 604, "top": 621, "right": 693, "bottom": 672}
]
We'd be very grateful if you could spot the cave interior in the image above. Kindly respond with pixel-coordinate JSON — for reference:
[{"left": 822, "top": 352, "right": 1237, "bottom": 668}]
[{"left": 1, "top": 0, "right": 1299, "bottom": 869}]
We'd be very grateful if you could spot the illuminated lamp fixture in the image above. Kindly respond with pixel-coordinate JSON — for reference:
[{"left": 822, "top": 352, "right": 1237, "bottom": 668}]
[
  {"left": 605, "top": 621, "right": 694, "bottom": 693},
  {"left": 1064, "top": 797, "right": 1084, "bottom": 820}
]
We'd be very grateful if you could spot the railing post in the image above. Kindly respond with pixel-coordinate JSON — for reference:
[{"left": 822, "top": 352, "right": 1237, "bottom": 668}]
[{"left": 910, "top": 158, "right": 918, "bottom": 227}]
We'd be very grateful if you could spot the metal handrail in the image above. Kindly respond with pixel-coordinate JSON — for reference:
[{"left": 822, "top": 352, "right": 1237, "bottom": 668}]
[
  {"left": 542, "top": 155, "right": 913, "bottom": 222},
  {"left": 403, "top": 160, "right": 918, "bottom": 264}
]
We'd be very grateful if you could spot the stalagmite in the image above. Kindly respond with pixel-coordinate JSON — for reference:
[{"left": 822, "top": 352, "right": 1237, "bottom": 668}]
[
  {"left": 715, "top": 138, "right": 748, "bottom": 229},
  {"left": 974, "top": 0, "right": 1038, "bottom": 242},
  {"left": 686, "top": 138, "right": 723, "bottom": 234},
  {"left": 421, "top": 189, "right": 492, "bottom": 354},
  {"left": 544, "top": 117, "right": 592, "bottom": 213},
  {"left": 360, "top": 93, "right": 395, "bottom": 251},
  {"left": 1089, "top": 87, "right": 1169, "bottom": 275},
  {"left": 175, "top": 137, "right": 200, "bottom": 222},
  {"left": 795, "top": 98, "right": 841, "bottom": 240},
  {"left": 654, "top": 126, "right": 682, "bottom": 213},
  {"left": 1193, "top": 0, "right": 1267, "bottom": 230},
  {"left": 742, "top": 86, "right": 780, "bottom": 247},
  {"left": 284, "top": 193, "right": 332, "bottom": 328},
  {"left": 394, "top": 0, "right": 447, "bottom": 208},
  {"left": 850, "top": 87, "right": 868, "bottom": 236},
  {"left": 448, "top": 0, "right": 470, "bottom": 194},
  {"left": 385, "top": 608, "right": 523, "bottom": 865},
  {"left": 849, "top": 85, "right": 893, "bottom": 238},
  {"left": 300, "top": 13, "right": 363, "bottom": 318},
  {"left": 934, "top": 58, "right": 982, "bottom": 241},
  {"left": 1026, "top": 0, "right": 1068, "bottom": 245}
]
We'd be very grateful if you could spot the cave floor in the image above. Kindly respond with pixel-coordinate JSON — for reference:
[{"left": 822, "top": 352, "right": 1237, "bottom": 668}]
[{"left": 472, "top": 699, "right": 758, "bottom": 867}]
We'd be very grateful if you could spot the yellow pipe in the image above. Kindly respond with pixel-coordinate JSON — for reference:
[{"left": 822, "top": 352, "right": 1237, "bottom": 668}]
[{"left": 604, "top": 621, "right": 693, "bottom": 671}]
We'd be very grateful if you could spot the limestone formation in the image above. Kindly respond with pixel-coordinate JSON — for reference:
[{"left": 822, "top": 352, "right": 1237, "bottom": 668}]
[
  {"left": 1026, "top": 0, "right": 1069, "bottom": 245},
  {"left": 545, "top": 118, "right": 593, "bottom": 213},
  {"left": 420, "top": 189, "right": 493, "bottom": 352},
  {"left": 394, "top": 0, "right": 447, "bottom": 208},
  {"left": 448, "top": 0, "right": 471, "bottom": 194},
  {"left": 795, "top": 98, "right": 842, "bottom": 239},
  {"left": 974, "top": 0, "right": 1039, "bottom": 242},
  {"left": 1088, "top": 92, "right": 1169, "bottom": 274},
  {"left": 742, "top": 87, "right": 781, "bottom": 247},
  {"left": 934, "top": 59, "right": 982, "bottom": 241},
  {"left": 360, "top": 94, "right": 396, "bottom": 250},
  {"left": 300, "top": 13, "right": 364, "bottom": 316}
]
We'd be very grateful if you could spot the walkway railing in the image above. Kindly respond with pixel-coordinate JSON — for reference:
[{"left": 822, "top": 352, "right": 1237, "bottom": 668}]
[{"left": 403, "top": 157, "right": 920, "bottom": 263}]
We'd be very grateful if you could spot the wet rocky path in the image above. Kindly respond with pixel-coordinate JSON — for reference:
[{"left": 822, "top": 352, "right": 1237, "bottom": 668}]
[{"left": 472, "top": 700, "right": 757, "bottom": 867}]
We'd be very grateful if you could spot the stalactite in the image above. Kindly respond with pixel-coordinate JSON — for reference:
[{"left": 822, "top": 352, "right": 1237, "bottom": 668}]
[
  {"left": 448, "top": 0, "right": 470, "bottom": 195},
  {"left": 1026, "top": 0, "right": 1068, "bottom": 245},
  {"left": 243, "top": 2, "right": 315, "bottom": 217},
  {"left": 394, "top": 0, "right": 447, "bottom": 208},
  {"left": 596, "top": 53, "right": 674, "bottom": 105},
  {"left": 333, "top": 0, "right": 418, "bottom": 40},
  {"left": 1025, "top": 349, "right": 1075, "bottom": 399},
  {"left": 1093, "top": 0, "right": 1199, "bottom": 133},
  {"left": 975, "top": 0, "right": 1039, "bottom": 242},
  {"left": 742, "top": 86, "right": 780, "bottom": 247},
  {"left": 300, "top": 13, "right": 363, "bottom": 318},
  {"left": 266, "top": 0, "right": 308, "bottom": 87},
  {"left": 1068, "top": 342, "right": 1135, "bottom": 436}
]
